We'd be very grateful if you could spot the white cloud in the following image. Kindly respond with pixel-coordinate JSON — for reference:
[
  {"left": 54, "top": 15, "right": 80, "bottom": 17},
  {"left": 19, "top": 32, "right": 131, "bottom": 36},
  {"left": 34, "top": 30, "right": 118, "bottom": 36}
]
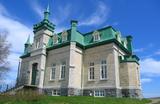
[
  {"left": 0, "top": 3, "right": 32, "bottom": 84},
  {"left": 55, "top": 26, "right": 67, "bottom": 33},
  {"left": 0, "top": 15, "right": 32, "bottom": 53},
  {"left": 140, "top": 58, "right": 160, "bottom": 77},
  {"left": 30, "top": 1, "right": 43, "bottom": 19},
  {"left": 52, "top": 4, "right": 71, "bottom": 25},
  {"left": 155, "top": 50, "right": 160, "bottom": 55},
  {"left": 141, "top": 78, "right": 152, "bottom": 83},
  {"left": 7, "top": 53, "right": 20, "bottom": 70},
  {"left": 79, "top": 1, "right": 110, "bottom": 26},
  {"left": 143, "top": 92, "right": 160, "bottom": 98},
  {"left": 134, "top": 48, "right": 145, "bottom": 53},
  {"left": 134, "top": 44, "right": 154, "bottom": 53},
  {"left": 30, "top": 2, "right": 69, "bottom": 32},
  {"left": 0, "top": 3, "right": 9, "bottom": 16}
]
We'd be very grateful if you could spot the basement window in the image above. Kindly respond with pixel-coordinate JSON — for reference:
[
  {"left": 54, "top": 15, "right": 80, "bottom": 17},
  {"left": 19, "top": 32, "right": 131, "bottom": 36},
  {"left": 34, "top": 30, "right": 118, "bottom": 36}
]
[
  {"left": 94, "top": 90, "right": 105, "bottom": 97},
  {"left": 51, "top": 90, "right": 60, "bottom": 96}
]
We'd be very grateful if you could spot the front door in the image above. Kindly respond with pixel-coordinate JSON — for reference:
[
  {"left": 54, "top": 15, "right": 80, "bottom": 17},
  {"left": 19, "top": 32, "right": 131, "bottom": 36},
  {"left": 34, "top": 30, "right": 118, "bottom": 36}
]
[{"left": 31, "top": 63, "right": 38, "bottom": 85}]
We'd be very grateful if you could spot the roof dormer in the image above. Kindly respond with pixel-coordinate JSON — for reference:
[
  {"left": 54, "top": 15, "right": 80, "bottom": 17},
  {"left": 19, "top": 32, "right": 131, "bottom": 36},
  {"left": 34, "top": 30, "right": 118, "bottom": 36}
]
[{"left": 92, "top": 31, "right": 100, "bottom": 42}]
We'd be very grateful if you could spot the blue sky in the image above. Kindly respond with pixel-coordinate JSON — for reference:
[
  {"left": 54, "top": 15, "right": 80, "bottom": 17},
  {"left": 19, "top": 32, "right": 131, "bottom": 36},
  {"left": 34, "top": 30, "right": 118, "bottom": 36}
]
[{"left": 0, "top": 0, "right": 160, "bottom": 98}]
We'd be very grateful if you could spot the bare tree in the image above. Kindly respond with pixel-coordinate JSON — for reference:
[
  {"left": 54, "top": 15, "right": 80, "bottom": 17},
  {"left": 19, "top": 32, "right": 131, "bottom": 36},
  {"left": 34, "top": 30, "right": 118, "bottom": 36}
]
[{"left": 0, "top": 30, "right": 11, "bottom": 81}]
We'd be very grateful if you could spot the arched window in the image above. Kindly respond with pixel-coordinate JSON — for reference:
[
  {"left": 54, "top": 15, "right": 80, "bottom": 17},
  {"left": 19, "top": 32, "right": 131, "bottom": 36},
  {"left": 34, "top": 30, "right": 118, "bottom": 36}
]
[
  {"left": 53, "top": 34, "right": 58, "bottom": 44},
  {"left": 61, "top": 31, "right": 68, "bottom": 42},
  {"left": 92, "top": 31, "right": 100, "bottom": 41}
]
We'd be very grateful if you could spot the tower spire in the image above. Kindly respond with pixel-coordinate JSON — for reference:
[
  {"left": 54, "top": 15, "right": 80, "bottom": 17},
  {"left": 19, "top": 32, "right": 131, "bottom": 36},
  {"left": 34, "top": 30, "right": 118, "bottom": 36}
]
[
  {"left": 44, "top": 4, "right": 50, "bottom": 20},
  {"left": 46, "top": 4, "right": 50, "bottom": 12},
  {"left": 25, "top": 35, "right": 30, "bottom": 45}
]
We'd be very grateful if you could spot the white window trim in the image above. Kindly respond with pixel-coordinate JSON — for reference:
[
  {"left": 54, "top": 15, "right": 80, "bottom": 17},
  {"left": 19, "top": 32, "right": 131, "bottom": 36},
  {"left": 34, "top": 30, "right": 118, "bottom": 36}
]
[
  {"left": 94, "top": 90, "right": 105, "bottom": 97},
  {"left": 50, "top": 65, "right": 56, "bottom": 81},
  {"left": 53, "top": 34, "right": 59, "bottom": 44},
  {"left": 61, "top": 31, "right": 68, "bottom": 42},
  {"left": 59, "top": 62, "right": 66, "bottom": 80},
  {"left": 88, "top": 62, "right": 95, "bottom": 81},
  {"left": 100, "top": 60, "right": 107, "bottom": 80},
  {"left": 93, "top": 31, "right": 100, "bottom": 42},
  {"left": 94, "top": 34, "right": 100, "bottom": 41},
  {"left": 62, "top": 36, "right": 67, "bottom": 42},
  {"left": 51, "top": 90, "right": 60, "bottom": 96}
]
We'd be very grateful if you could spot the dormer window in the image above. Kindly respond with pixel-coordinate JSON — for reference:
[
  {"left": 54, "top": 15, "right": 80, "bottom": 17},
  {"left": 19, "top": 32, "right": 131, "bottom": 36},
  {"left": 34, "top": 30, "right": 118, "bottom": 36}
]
[
  {"left": 61, "top": 31, "right": 68, "bottom": 42},
  {"left": 53, "top": 34, "right": 58, "bottom": 44},
  {"left": 92, "top": 31, "right": 100, "bottom": 41}
]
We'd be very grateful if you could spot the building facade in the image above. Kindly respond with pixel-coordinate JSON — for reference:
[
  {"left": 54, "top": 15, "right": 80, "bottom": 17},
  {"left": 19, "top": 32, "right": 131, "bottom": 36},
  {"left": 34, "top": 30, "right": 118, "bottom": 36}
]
[{"left": 17, "top": 6, "right": 142, "bottom": 98}]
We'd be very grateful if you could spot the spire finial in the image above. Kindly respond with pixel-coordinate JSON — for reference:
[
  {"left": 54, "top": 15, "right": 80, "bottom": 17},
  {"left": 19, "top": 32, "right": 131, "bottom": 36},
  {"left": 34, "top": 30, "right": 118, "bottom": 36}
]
[
  {"left": 25, "top": 35, "right": 30, "bottom": 45},
  {"left": 44, "top": 4, "right": 50, "bottom": 20},
  {"left": 46, "top": 4, "right": 50, "bottom": 12}
]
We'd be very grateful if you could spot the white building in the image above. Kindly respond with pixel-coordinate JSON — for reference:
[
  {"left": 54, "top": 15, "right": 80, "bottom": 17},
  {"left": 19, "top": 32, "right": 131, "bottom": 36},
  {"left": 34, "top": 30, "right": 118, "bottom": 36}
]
[{"left": 17, "top": 5, "right": 142, "bottom": 98}]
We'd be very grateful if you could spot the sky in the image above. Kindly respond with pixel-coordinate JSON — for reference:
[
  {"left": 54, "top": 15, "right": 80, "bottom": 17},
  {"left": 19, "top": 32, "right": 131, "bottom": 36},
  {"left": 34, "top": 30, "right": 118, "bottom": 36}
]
[{"left": 0, "top": 0, "right": 160, "bottom": 98}]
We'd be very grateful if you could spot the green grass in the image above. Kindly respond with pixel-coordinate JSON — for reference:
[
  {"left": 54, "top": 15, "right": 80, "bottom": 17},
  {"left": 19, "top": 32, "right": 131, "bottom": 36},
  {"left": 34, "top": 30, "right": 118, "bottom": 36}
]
[
  {"left": 0, "top": 91, "right": 151, "bottom": 104},
  {"left": 0, "top": 96, "right": 151, "bottom": 104}
]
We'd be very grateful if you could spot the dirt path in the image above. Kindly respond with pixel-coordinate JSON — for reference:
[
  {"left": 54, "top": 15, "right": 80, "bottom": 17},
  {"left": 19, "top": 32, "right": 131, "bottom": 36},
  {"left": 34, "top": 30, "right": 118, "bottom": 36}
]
[{"left": 148, "top": 98, "right": 160, "bottom": 104}]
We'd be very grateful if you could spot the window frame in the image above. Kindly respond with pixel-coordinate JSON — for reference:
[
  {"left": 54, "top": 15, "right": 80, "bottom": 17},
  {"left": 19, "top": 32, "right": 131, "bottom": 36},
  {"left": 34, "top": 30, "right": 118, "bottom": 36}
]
[
  {"left": 53, "top": 35, "right": 59, "bottom": 44},
  {"left": 61, "top": 31, "right": 68, "bottom": 42},
  {"left": 88, "top": 62, "right": 95, "bottom": 81},
  {"left": 60, "top": 62, "right": 66, "bottom": 80},
  {"left": 51, "top": 90, "right": 60, "bottom": 96},
  {"left": 100, "top": 60, "right": 107, "bottom": 80},
  {"left": 50, "top": 64, "right": 56, "bottom": 80},
  {"left": 93, "top": 31, "right": 100, "bottom": 42},
  {"left": 94, "top": 90, "right": 105, "bottom": 97}
]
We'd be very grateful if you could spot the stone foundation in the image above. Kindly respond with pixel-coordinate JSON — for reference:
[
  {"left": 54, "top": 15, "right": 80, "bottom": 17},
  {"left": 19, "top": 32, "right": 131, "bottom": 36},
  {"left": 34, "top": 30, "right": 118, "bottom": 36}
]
[
  {"left": 41, "top": 87, "right": 142, "bottom": 98},
  {"left": 43, "top": 88, "right": 81, "bottom": 96},
  {"left": 83, "top": 88, "right": 121, "bottom": 97},
  {"left": 121, "top": 89, "right": 142, "bottom": 98}
]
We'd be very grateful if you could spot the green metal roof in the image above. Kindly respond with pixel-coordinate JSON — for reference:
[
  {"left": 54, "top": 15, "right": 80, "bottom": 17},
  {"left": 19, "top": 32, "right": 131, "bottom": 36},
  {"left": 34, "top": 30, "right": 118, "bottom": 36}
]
[
  {"left": 46, "top": 25, "right": 132, "bottom": 55},
  {"left": 21, "top": 5, "right": 137, "bottom": 60},
  {"left": 119, "top": 55, "right": 140, "bottom": 64},
  {"left": 33, "top": 4, "right": 55, "bottom": 33}
]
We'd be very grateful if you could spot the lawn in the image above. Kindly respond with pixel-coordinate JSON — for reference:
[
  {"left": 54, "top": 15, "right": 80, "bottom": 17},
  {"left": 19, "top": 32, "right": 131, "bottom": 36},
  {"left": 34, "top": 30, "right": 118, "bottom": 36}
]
[{"left": 0, "top": 94, "right": 151, "bottom": 104}]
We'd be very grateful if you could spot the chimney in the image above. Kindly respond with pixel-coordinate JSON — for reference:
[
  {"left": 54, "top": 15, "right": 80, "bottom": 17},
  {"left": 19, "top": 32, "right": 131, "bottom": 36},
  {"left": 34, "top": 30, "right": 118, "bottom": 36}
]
[
  {"left": 71, "top": 20, "right": 78, "bottom": 29},
  {"left": 126, "top": 35, "right": 133, "bottom": 54},
  {"left": 70, "top": 20, "right": 78, "bottom": 41}
]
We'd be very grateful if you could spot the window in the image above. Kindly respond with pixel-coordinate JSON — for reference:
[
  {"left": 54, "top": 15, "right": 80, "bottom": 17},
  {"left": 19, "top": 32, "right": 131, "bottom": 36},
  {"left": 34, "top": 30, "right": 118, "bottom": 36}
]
[
  {"left": 93, "top": 31, "right": 100, "bottom": 41},
  {"left": 61, "top": 31, "right": 68, "bottom": 42},
  {"left": 51, "top": 90, "right": 60, "bottom": 96},
  {"left": 94, "top": 90, "right": 105, "bottom": 97},
  {"left": 60, "top": 62, "right": 66, "bottom": 79},
  {"left": 50, "top": 64, "right": 56, "bottom": 80},
  {"left": 89, "top": 62, "right": 94, "bottom": 80},
  {"left": 100, "top": 60, "right": 107, "bottom": 80},
  {"left": 35, "top": 38, "right": 40, "bottom": 48}
]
